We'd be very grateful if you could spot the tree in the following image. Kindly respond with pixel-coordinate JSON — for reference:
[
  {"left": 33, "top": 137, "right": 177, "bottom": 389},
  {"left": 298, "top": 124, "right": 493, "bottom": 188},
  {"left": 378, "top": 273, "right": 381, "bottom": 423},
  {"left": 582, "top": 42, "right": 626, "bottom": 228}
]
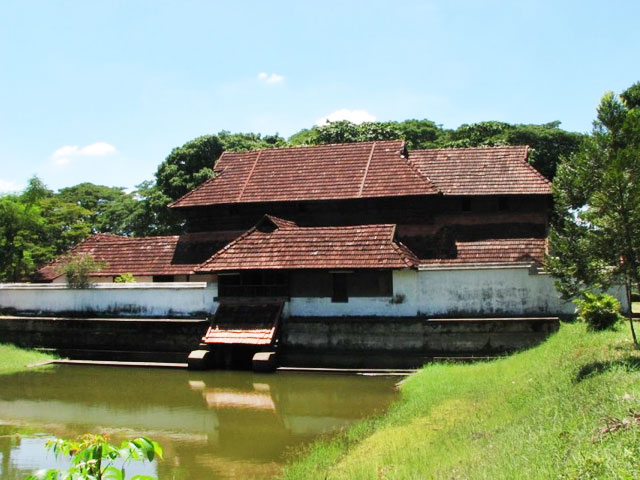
[
  {"left": 58, "top": 183, "right": 138, "bottom": 235},
  {"left": 437, "top": 121, "right": 583, "bottom": 179},
  {"left": 155, "top": 135, "right": 223, "bottom": 202},
  {"left": 547, "top": 82, "right": 640, "bottom": 345}
]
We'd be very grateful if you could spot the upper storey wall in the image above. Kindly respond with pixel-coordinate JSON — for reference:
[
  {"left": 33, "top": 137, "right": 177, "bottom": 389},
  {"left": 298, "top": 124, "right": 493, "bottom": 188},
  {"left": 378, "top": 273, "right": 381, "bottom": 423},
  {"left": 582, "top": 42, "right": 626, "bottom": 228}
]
[{"left": 182, "top": 194, "right": 551, "bottom": 235}]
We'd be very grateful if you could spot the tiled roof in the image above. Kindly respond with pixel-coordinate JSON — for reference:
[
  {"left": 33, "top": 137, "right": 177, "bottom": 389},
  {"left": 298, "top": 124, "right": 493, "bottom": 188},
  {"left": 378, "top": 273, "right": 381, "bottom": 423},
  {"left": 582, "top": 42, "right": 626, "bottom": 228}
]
[
  {"left": 35, "top": 231, "right": 240, "bottom": 281},
  {"left": 420, "top": 238, "right": 546, "bottom": 266},
  {"left": 170, "top": 140, "right": 438, "bottom": 208},
  {"left": 197, "top": 215, "right": 419, "bottom": 272},
  {"left": 408, "top": 146, "right": 551, "bottom": 195},
  {"left": 202, "top": 302, "right": 282, "bottom": 346}
]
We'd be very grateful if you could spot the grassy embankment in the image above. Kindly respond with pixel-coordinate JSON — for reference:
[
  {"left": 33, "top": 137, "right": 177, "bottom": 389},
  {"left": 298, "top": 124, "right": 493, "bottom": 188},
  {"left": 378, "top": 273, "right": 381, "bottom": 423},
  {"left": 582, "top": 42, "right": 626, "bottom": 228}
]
[
  {"left": 0, "top": 343, "right": 56, "bottom": 375},
  {"left": 283, "top": 322, "right": 640, "bottom": 479}
]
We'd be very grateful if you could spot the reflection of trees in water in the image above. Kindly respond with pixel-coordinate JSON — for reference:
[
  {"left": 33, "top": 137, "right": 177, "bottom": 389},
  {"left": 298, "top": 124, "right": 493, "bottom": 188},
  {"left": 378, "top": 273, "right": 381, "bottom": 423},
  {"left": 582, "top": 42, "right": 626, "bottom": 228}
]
[
  {"left": 0, "top": 433, "right": 19, "bottom": 480},
  {"left": 0, "top": 367, "right": 397, "bottom": 480}
]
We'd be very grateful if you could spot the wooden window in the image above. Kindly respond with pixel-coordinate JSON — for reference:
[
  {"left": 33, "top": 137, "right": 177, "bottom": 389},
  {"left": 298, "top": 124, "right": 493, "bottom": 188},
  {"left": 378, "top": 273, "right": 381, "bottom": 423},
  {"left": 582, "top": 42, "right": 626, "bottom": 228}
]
[
  {"left": 332, "top": 273, "right": 348, "bottom": 303},
  {"left": 218, "top": 271, "right": 288, "bottom": 298}
]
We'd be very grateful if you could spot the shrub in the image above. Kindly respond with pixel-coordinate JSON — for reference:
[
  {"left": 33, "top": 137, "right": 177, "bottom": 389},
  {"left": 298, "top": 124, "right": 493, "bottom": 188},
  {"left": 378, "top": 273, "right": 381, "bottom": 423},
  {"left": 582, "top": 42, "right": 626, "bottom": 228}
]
[
  {"left": 574, "top": 292, "right": 624, "bottom": 331},
  {"left": 26, "top": 434, "right": 162, "bottom": 480},
  {"left": 56, "top": 254, "right": 107, "bottom": 289},
  {"left": 114, "top": 273, "right": 136, "bottom": 283}
]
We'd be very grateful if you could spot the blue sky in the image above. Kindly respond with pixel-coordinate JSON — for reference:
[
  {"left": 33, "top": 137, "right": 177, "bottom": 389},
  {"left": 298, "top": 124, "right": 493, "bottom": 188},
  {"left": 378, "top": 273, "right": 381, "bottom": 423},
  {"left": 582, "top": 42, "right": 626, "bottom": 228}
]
[{"left": 1, "top": 0, "right": 639, "bottom": 193}]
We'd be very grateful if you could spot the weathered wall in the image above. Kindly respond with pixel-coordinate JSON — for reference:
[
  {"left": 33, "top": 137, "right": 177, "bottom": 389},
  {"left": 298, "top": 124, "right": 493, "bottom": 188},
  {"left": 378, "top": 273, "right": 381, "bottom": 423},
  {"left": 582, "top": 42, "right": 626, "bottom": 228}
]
[
  {"left": 0, "top": 316, "right": 209, "bottom": 362},
  {"left": 280, "top": 316, "right": 560, "bottom": 368},
  {"left": 0, "top": 283, "right": 218, "bottom": 318}
]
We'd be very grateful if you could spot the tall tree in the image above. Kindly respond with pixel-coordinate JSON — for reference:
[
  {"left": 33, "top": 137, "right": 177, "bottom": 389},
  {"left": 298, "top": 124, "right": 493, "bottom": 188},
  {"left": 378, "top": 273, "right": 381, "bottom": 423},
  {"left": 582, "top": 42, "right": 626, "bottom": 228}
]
[
  {"left": 547, "top": 82, "right": 640, "bottom": 345},
  {"left": 58, "top": 183, "right": 138, "bottom": 235},
  {"left": 0, "top": 177, "right": 91, "bottom": 281},
  {"left": 155, "top": 135, "right": 224, "bottom": 202}
]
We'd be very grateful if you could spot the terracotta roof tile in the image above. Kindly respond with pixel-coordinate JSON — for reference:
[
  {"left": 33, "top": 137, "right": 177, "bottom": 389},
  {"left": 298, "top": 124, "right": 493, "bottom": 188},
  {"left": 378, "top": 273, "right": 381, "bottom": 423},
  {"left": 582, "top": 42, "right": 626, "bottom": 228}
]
[
  {"left": 35, "top": 231, "right": 241, "bottom": 281},
  {"left": 420, "top": 238, "right": 546, "bottom": 266},
  {"left": 202, "top": 302, "right": 282, "bottom": 346},
  {"left": 170, "top": 140, "right": 437, "bottom": 207},
  {"left": 408, "top": 146, "right": 551, "bottom": 195},
  {"left": 197, "top": 215, "right": 419, "bottom": 271}
]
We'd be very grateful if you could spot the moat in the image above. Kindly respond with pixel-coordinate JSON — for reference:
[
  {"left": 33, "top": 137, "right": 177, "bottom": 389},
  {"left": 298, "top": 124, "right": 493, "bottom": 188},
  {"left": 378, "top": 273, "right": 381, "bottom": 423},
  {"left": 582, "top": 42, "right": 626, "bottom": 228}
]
[{"left": 0, "top": 366, "right": 398, "bottom": 479}]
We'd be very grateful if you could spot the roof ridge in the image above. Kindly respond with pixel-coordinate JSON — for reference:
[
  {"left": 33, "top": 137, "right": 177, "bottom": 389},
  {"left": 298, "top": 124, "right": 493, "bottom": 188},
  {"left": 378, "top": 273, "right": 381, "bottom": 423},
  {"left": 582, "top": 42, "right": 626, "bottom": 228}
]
[
  {"left": 168, "top": 175, "right": 216, "bottom": 208},
  {"left": 197, "top": 223, "right": 260, "bottom": 269},
  {"left": 169, "top": 151, "right": 234, "bottom": 208},
  {"left": 521, "top": 145, "right": 552, "bottom": 184},
  {"left": 412, "top": 145, "right": 529, "bottom": 154},
  {"left": 358, "top": 142, "right": 376, "bottom": 197},
  {"left": 237, "top": 149, "right": 263, "bottom": 201},
  {"left": 401, "top": 142, "right": 439, "bottom": 193}
]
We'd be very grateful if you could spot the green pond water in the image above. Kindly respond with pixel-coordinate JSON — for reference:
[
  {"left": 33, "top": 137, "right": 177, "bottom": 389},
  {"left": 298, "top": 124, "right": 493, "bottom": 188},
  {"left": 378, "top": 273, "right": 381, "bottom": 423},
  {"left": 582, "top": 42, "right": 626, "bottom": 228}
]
[{"left": 0, "top": 366, "right": 398, "bottom": 479}]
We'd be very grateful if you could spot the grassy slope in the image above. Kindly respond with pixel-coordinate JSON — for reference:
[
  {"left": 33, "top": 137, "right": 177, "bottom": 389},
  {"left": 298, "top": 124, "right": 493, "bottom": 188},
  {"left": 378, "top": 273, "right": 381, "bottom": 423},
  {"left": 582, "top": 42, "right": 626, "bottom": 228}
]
[
  {"left": 282, "top": 323, "right": 640, "bottom": 480},
  {"left": 0, "top": 343, "right": 56, "bottom": 375}
]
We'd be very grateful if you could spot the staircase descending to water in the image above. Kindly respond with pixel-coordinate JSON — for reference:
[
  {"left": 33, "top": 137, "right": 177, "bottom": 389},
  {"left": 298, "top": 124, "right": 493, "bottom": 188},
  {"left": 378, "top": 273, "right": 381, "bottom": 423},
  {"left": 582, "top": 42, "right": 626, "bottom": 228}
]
[{"left": 188, "top": 301, "right": 284, "bottom": 372}]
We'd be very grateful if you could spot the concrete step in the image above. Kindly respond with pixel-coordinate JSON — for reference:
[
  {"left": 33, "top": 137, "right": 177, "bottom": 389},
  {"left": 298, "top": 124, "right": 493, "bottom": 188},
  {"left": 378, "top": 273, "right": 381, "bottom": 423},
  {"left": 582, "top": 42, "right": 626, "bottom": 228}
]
[{"left": 37, "top": 348, "right": 189, "bottom": 363}]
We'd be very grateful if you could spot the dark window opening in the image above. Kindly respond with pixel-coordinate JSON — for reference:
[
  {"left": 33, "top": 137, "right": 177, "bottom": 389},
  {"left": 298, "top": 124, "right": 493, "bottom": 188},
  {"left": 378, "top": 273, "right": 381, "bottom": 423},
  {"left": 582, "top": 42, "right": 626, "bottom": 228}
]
[
  {"left": 218, "top": 270, "right": 289, "bottom": 298},
  {"left": 297, "top": 202, "right": 308, "bottom": 213},
  {"left": 153, "top": 275, "right": 175, "bottom": 282},
  {"left": 498, "top": 196, "right": 510, "bottom": 211},
  {"left": 332, "top": 273, "right": 348, "bottom": 303},
  {"left": 461, "top": 197, "right": 472, "bottom": 212}
]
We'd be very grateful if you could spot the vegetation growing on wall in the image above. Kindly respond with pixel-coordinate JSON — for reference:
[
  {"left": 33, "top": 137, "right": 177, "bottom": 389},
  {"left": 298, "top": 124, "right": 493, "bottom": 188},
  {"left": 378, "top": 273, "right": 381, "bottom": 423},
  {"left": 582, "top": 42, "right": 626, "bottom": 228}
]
[{"left": 57, "top": 254, "right": 107, "bottom": 289}]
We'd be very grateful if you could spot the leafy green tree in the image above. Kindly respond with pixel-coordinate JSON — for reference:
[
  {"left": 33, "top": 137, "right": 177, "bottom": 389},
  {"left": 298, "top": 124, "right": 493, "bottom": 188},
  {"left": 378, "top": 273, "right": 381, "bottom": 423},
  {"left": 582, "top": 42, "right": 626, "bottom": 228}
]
[
  {"left": 438, "top": 121, "right": 583, "bottom": 179},
  {"left": 396, "top": 119, "right": 443, "bottom": 149},
  {"left": 0, "top": 194, "right": 43, "bottom": 281},
  {"left": 58, "top": 183, "right": 138, "bottom": 235},
  {"left": 218, "top": 130, "right": 286, "bottom": 151},
  {"left": 26, "top": 434, "right": 162, "bottom": 480},
  {"left": 547, "top": 82, "right": 640, "bottom": 345},
  {"left": 155, "top": 135, "right": 223, "bottom": 202},
  {"left": 0, "top": 177, "right": 94, "bottom": 281}
]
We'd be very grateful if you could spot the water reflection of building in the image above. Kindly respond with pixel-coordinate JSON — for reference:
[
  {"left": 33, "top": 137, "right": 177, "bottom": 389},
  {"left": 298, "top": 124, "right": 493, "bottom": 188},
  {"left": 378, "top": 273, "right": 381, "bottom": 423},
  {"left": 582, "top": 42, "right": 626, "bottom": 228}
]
[{"left": 0, "top": 366, "right": 397, "bottom": 479}]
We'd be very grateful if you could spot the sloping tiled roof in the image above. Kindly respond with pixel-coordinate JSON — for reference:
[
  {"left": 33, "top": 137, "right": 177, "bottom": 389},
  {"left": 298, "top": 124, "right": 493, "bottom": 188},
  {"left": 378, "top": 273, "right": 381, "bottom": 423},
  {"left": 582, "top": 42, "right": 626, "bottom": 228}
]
[
  {"left": 197, "top": 215, "right": 419, "bottom": 272},
  {"left": 202, "top": 302, "right": 282, "bottom": 346},
  {"left": 35, "top": 231, "right": 240, "bottom": 281},
  {"left": 170, "top": 140, "right": 438, "bottom": 208},
  {"left": 408, "top": 146, "right": 551, "bottom": 195},
  {"left": 420, "top": 238, "right": 546, "bottom": 266}
]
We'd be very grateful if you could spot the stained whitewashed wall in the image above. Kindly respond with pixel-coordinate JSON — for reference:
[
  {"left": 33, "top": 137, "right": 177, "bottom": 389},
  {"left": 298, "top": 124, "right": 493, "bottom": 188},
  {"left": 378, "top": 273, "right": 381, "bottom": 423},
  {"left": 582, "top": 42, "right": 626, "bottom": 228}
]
[
  {"left": 0, "top": 283, "right": 217, "bottom": 318},
  {"left": 0, "top": 267, "right": 628, "bottom": 318},
  {"left": 287, "top": 267, "right": 628, "bottom": 317}
]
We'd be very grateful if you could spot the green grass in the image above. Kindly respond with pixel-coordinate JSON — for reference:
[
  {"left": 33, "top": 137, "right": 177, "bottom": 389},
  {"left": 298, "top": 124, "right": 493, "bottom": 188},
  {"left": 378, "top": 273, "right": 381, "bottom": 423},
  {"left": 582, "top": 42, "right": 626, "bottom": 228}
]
[
  {"left": 0, "top": 343, "right": 56, "bottom": 375},
  {"left": 282, "top": 323, "right": 640, "bottom": 480}
]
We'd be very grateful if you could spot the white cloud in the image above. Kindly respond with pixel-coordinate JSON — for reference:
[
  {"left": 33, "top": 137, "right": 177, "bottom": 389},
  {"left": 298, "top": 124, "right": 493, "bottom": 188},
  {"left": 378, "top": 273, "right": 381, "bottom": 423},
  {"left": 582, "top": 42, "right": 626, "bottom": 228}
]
[
  {"left": 0, "top": 178, "right": 22, "bottom": 193},
  {"left": 50, "top": 141, "right": 117, "bottom": 167},
  {"left": 315, "top": 109, "right": 377, "bottom": 126},
  {"left": 257, "top": 72, "right": 285, "bottom": 84}
]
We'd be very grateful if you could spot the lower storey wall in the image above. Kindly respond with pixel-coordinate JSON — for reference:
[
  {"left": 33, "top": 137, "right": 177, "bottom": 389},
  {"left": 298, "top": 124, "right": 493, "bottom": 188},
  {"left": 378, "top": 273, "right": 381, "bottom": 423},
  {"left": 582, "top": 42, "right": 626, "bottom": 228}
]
[
  {"left": 280, "top": 316, "right": 560, "bottom": 368},
  {"left": 0, "top": 315, "right": 559, "bottom": 368}
]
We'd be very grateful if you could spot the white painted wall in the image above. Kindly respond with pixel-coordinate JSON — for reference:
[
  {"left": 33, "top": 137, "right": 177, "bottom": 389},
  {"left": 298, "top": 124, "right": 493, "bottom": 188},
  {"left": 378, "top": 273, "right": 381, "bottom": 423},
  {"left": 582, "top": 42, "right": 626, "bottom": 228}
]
[
  {"left": 0, "top": 283, "right": 218, "bottom": 317},
  {"left": 287, "top": 267, "right": 628, "bottom": 317},
  {"left": 3, "top": 268, "right": 628, "bottom": 319}
]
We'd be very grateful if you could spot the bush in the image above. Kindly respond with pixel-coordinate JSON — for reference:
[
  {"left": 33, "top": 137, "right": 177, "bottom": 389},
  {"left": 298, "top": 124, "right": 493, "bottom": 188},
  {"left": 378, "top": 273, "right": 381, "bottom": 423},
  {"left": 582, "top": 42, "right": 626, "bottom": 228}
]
[
  {"left": 56, "top": 253, "right": 107, "bottom": 289},
  {"left": 575, "top": 292, "right": 624, "bottom": 331},
  {"left": 26, "top": 434, "right": 162, "bottom": 480},
  {"left": 114, "top": 273, "right": 136, "bottom": 283}
]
